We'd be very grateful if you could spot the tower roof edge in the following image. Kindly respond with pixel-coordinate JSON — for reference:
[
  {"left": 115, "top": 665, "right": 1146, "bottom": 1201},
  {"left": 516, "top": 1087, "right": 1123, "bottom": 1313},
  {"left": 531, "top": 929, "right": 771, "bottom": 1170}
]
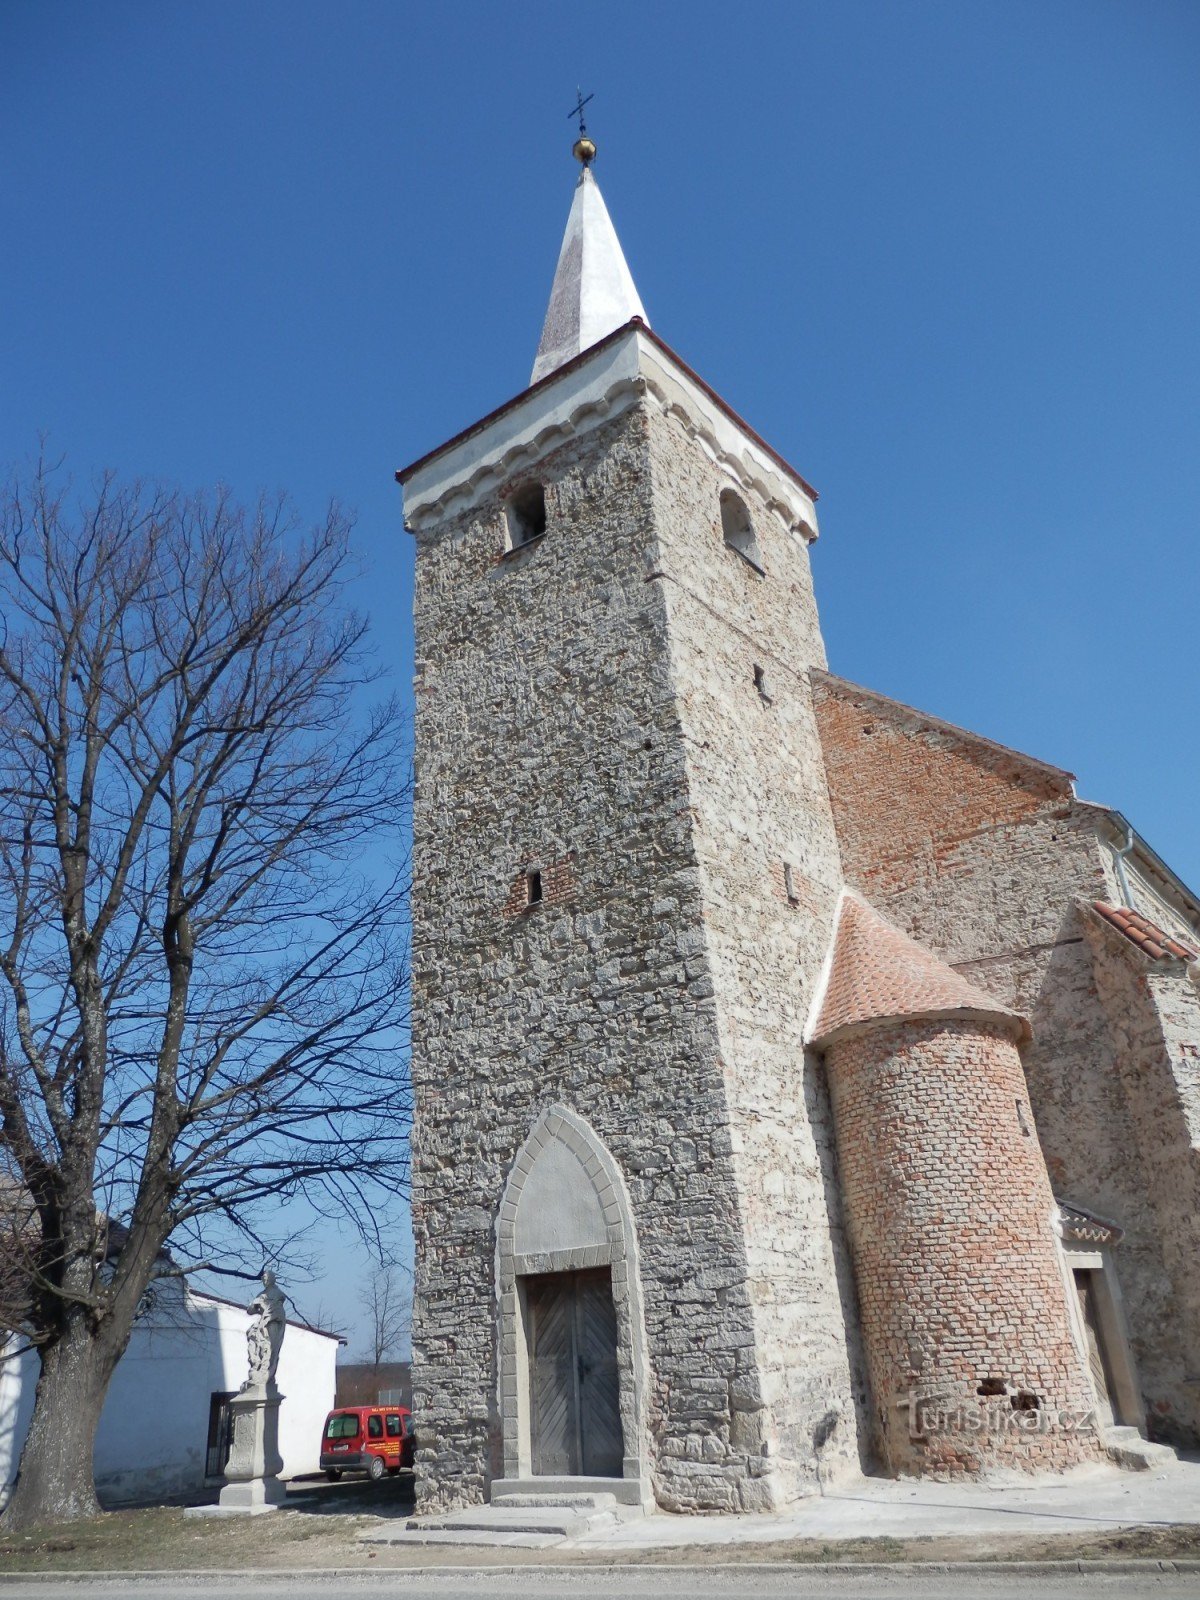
[{"left": 397, "top": 322, "right": 818, "bottom": 516}]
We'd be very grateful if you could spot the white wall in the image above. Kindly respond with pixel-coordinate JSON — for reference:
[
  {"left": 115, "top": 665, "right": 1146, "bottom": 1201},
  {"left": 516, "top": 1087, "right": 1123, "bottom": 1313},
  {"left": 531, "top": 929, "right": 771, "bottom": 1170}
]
[
  {"left": 0, "top": 1336, "right": 38, "bottom": 1500},
  {"left": 1, "top": 1287, "right": 338, "bottom": 1506}
]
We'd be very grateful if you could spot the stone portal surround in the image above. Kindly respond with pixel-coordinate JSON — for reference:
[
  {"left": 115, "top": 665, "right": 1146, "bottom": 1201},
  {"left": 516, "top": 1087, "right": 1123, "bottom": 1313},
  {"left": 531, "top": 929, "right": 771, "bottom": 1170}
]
[{"left": 494, "top": 1104, "right": 651, "bottom": 1494}]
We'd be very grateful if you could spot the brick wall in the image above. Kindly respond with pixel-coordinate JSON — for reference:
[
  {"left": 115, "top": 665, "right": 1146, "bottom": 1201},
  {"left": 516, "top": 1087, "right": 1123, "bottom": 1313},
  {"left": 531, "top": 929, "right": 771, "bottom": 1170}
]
[
  {"left": 825, "top": 1016, "right": 1099, "bottom": 1476},
  {"left": 813, "top": 671, "right": 1200, "bottom": 1450},
  {"left": 812, "top": 674, "right": 1073, "bottom": 915}
]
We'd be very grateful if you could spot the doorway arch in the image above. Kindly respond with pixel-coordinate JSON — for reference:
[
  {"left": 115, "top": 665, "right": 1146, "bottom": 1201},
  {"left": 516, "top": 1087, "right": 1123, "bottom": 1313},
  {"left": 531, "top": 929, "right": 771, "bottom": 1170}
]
[{"left": 495, "top": 1105, "right": 649, "bottom": 1494}]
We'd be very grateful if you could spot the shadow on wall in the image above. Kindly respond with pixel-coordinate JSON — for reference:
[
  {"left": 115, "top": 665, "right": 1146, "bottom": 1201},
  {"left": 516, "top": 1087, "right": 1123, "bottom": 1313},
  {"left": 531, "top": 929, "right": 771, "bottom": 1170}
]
[
  {"left": 1027, "top": 904, "right": 1200, "bottom": 1450},
  {"left": 0, "top": 1334, "right": 38, "bottom": 1505},
  {"left": 801, "top": 1051, "right": 875, "bottom": 1477}
]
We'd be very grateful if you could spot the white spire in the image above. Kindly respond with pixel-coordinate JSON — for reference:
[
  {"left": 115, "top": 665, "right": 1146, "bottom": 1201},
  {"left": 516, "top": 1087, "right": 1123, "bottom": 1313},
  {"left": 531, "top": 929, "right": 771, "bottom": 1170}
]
[{"left": 530, "top": 167, "right": 648, "bottom": 386}]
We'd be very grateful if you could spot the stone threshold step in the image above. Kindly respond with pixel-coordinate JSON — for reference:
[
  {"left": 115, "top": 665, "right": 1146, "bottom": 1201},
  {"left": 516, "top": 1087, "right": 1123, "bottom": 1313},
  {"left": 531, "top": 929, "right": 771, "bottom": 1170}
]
[
  {"left": 1102, "top": 1425, "right": 1177, "bottom": 1471},
  {"left": 360, "top": 1526, "right": 564, "bottom": 1549},
  {"left": 491, "top": 1492, "right": 618, "bottom": 1510},
  {"left": 401, "top": 1503, "right": 619, "bottom": 1539},
  {"left": 491, "top": 1474, "right": 649, "bottom": 1510}
]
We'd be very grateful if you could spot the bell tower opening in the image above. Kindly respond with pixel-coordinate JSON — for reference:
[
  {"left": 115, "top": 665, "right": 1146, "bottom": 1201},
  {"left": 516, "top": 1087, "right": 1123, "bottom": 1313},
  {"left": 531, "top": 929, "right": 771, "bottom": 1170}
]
[{"left": 505, "top": 482, "right": 547, "bottom": 549}]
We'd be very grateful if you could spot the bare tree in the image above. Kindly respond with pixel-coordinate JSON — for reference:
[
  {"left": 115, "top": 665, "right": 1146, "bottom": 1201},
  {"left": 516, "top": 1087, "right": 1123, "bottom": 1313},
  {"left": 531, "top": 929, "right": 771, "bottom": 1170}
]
[
  {"left": 358, "top": 1263, "right": 411, "bottom": 1370},
  {"left": 0, "top": 460, "right": 411, "bottom": 1529}
]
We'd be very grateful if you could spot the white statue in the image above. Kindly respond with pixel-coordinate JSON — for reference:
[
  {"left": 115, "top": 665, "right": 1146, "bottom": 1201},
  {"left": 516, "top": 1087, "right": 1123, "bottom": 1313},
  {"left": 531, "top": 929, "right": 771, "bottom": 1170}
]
[{"left": 242, "top": 1268, "right": 286, "bottom": 1393}]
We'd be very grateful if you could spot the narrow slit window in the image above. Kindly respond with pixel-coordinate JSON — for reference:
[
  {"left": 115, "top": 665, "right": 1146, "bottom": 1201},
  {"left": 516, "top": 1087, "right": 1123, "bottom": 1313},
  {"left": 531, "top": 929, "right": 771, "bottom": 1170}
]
[
  {"left": 783, "top": 863, "right": 800, "bottom": 906},
  {"left": 506, "top": 483, "right": 547, "bottom": 550},
  {"left": 526, "top": 868, "right": 543, "bottom": 906},
  {"left": 720, "top": 488, "right": 763, "bottom": 571},
  {"left": 753, "top": 663, "right": 772, "bottom": 702}
]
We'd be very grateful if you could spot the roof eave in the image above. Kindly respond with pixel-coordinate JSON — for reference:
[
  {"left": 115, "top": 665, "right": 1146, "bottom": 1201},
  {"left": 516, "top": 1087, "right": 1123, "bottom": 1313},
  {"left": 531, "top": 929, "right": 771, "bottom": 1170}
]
[
  {"left": 812, "top": 1003, "right": 1030, "bottom": 1053},
  {"left": 396, "top": 319, "right": 819, "bottom": 507},
  {"left": 811, "top": 669, "right": 1077, "bottom": 790}
]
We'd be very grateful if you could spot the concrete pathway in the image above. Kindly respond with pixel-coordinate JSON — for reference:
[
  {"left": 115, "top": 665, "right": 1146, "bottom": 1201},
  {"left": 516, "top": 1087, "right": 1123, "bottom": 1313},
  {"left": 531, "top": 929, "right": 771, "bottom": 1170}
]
[
  {"left": 362, "top": 1458, "right": 1200, "bottom": 1551},
  {"left": 573, "top": 1460, "right": 1200, "bottom": 1549}
]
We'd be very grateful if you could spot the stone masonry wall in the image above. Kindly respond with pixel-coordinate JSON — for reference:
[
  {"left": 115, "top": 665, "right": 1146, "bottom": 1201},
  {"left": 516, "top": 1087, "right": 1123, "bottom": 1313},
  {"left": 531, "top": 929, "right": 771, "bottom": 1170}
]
[
  {"left": 1082, "top": 917, "right": 1200, "bottom": 1445},
  {"left": 825, "top": 1017, "right": 1099, "bottom": 1476},
  {"left": 409, "top": 402, "right": 782, "bottom": 1515},
  {"left": 645, "top": 410, "right": 868, "bottom": 1497},
  {"left": 813, "top": 674, "right": 1199, "bottom": 1446}
]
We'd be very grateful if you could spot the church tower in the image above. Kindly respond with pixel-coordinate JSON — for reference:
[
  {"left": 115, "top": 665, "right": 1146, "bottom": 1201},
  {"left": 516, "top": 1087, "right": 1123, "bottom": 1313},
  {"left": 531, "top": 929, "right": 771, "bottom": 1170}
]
[
  {"left": 401, "top": 139, "right": 862, "bottom": 1515},
  {"left": 401, "top": 138, "right": 1102, "bottom": 1515}
]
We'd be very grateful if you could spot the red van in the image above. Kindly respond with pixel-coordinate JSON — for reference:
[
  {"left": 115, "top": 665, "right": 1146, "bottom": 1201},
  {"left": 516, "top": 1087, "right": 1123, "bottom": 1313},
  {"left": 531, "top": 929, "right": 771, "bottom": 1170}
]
[{"left": 320, "top": 1404, "right": 414, "bottom": 1481}]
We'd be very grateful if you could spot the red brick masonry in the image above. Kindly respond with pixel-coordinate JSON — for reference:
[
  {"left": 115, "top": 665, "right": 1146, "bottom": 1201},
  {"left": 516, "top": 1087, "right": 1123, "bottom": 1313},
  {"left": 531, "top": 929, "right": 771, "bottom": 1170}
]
[
  {"left": 811, "top": 671, "right": 1074, "bottom": 903},
  {"left": 501, "top": 852, "right": 577, "bottom": 917},
  {"left": 824, "top": 1014, "right": 1099, "bottom": 1477}
]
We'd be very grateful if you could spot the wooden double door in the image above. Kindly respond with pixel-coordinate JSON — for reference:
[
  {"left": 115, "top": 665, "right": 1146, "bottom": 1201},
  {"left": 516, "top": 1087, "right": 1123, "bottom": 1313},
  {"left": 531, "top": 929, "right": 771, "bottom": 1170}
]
[{"left": 526, "top": 1267, "right": 623, "bottom": 1478}]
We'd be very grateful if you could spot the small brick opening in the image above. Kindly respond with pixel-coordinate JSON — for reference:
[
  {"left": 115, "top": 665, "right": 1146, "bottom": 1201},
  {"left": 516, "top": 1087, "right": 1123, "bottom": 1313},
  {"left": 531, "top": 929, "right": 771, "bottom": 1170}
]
[
  {"left": 526, "top": 868, "right": 543, "bottom": 906},
  {"left": 977, "top": 1378, "right": 1007, "bottom": 1397}
]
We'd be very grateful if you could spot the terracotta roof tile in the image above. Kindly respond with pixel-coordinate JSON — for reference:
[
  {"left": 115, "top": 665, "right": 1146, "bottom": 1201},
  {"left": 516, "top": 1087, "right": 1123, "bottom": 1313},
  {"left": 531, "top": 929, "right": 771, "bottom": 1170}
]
[
  {"left": 1091, "top": 901, "right": 1198, "bottom": 963},
  {"left": 1056, "top": 1200, "right": 1124, "bottom": 1247},
  {"left": 810, "top": 894, "right": 1027, "bottom": 1048}
]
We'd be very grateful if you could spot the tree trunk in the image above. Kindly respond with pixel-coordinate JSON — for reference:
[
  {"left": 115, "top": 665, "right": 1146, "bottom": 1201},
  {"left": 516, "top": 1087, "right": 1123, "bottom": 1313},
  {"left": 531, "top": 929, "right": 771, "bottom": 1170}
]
[{"left": 1, "top": 1318, "right": 117, "bottom": 1530}]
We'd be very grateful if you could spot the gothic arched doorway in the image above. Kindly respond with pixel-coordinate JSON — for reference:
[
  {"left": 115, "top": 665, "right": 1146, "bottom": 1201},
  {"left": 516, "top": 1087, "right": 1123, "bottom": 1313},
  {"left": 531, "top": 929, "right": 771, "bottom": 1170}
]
[{"left": 494, "top": 1105, "right": 649, "bottom": 1501}]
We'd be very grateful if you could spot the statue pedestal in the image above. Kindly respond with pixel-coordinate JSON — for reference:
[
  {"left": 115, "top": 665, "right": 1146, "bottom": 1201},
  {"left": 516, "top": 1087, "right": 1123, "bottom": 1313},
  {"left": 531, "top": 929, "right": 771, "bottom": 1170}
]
[{"left": 217, "top": 1386, "right": 286, "bottom": 1513}]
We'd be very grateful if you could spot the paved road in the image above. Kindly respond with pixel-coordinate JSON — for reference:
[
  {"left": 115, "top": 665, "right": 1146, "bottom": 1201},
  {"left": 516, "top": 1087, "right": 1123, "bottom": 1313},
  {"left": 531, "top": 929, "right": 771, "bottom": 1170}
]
[{"left": 1, "top": 1570, "right": 1197, "bottom": 1599}]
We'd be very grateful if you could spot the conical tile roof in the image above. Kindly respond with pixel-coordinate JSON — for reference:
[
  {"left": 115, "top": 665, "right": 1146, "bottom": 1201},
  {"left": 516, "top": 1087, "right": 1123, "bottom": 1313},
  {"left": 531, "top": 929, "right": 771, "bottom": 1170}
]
[{"left": 809, "top": 893, "right": 1027, "bottom": 1047}]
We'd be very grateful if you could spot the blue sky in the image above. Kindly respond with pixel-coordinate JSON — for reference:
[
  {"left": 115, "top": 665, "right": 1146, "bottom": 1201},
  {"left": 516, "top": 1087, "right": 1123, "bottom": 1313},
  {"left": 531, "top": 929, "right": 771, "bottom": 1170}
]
[{"left": 3, "top": 0, "right": 1198, "bottom": 1347}]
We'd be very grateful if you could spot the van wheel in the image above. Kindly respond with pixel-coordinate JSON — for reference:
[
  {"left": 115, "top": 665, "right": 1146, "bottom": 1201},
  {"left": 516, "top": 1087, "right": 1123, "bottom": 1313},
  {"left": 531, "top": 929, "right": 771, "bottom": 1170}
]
[
  {"left": 367, "top": 1455, "right": 385, "bottom": 1482},
  {"left": 325, "top": 1469, "right": 342, "bottom": 1481}
]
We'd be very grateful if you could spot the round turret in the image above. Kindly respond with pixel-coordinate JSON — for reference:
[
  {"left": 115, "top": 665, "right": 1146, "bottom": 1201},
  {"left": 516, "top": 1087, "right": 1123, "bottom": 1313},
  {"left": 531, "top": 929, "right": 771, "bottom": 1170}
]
[{"left": 812, "top": 896, "right": 1100, "bottom": 1476}]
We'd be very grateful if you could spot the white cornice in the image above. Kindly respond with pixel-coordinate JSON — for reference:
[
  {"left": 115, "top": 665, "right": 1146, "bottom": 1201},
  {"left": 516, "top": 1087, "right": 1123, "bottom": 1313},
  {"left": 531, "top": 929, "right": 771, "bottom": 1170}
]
[{"left": 402, "top": 328, "right": 819, "bottom": 545}]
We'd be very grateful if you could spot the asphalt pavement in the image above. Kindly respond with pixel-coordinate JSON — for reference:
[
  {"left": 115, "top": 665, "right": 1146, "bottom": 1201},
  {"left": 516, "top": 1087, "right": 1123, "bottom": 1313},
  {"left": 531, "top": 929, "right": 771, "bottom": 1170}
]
[{"left": 1, "top": 1568, "right": 1198, "bottom": 1600}]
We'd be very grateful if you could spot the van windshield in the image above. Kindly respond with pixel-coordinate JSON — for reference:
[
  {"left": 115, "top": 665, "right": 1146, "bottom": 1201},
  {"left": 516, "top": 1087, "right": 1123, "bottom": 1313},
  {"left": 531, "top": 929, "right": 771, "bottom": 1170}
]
[{"left": 325, "top": 1414, "right": 360, "bottom": 1439}]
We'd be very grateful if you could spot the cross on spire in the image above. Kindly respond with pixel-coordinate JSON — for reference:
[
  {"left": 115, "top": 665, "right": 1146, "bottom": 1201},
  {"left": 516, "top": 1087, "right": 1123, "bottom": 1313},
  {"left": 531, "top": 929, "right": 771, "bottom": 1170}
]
[
  {"left": 569, "top": 88, "right": 597, "bottom": 167},
  {"left": 568, "top": 88, "right": 594, "bottom": 137}
]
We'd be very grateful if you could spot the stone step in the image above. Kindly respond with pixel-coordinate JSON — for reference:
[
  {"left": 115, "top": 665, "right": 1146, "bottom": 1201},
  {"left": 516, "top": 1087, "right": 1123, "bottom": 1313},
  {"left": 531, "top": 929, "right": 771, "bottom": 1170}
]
[
  {"left": 357, "top": 1478, "right": 649, "bottom": 1549},
  {"left": 387, "top": 1502, "right": 620, "bottom": 1543},
  {"left": 438, "top": 1510, "right": 612, "bottom": 1537},
  {"left": 491, "top": 1474, "right": 649, "bottom": 1510},
  {"left": 488, "top": 1491, "right": 618, "bottom": 1511},
  {"left": 1102, "top": 1425, "right": 1177, "bottom": 1471},
  {"left": 361, "top": 1526, "right": 565, "bottom": 1549}
]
